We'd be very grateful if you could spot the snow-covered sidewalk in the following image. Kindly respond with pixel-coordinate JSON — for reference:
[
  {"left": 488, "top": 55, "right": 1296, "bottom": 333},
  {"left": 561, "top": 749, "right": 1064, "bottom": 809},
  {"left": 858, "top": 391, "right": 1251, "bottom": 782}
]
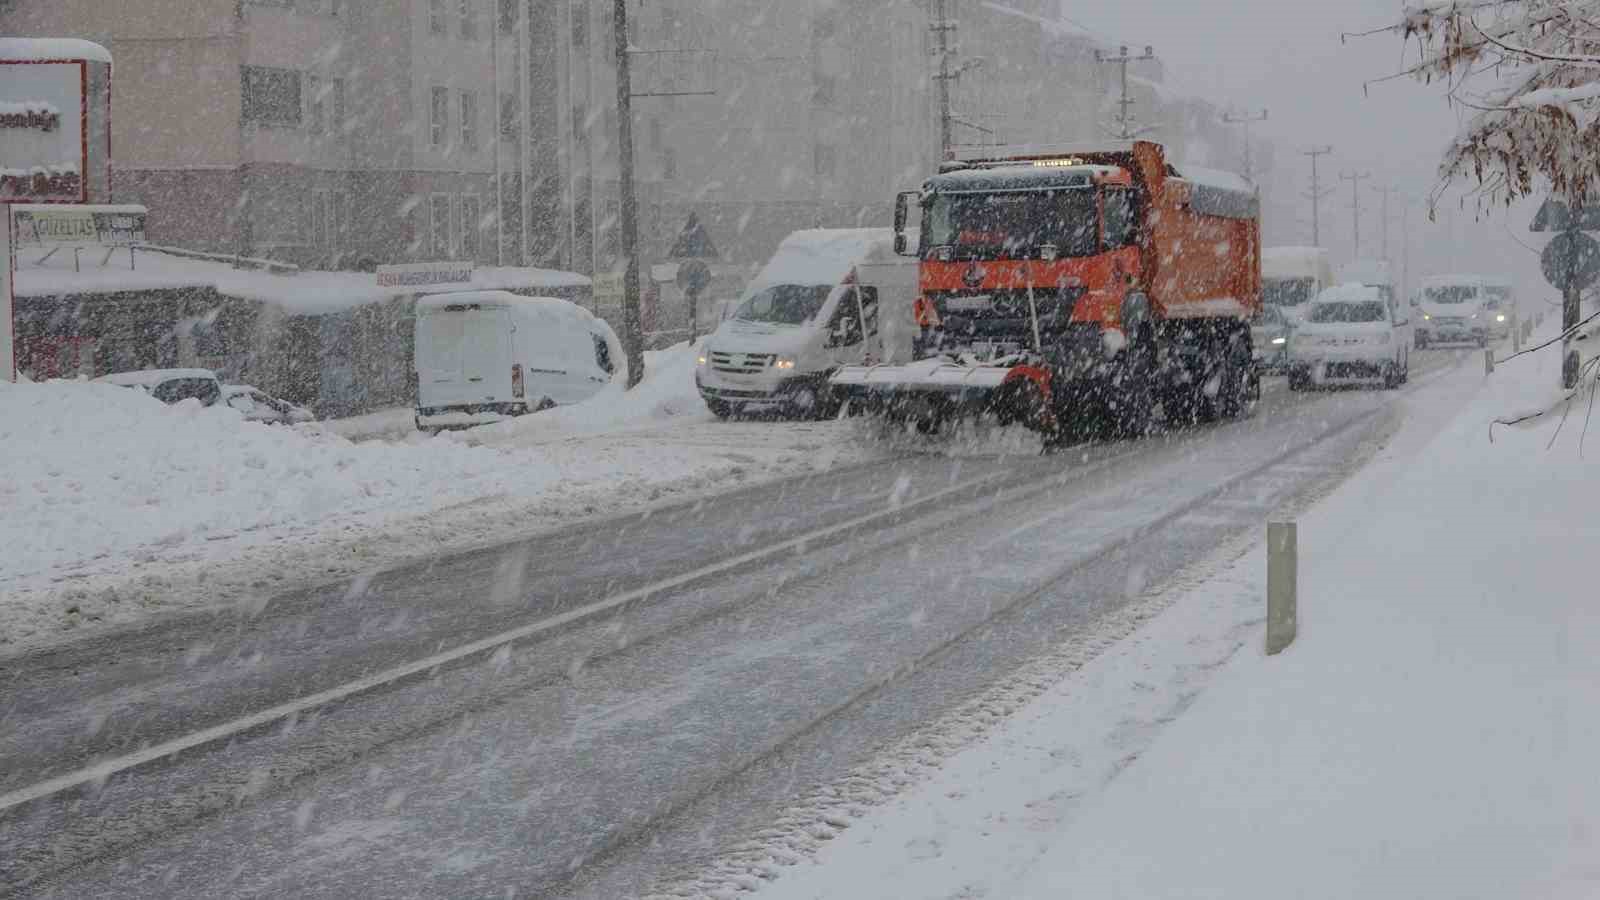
[
  {"left": 0, "top": 343, "right": 875, "bottom": 656},
  {"left": 699, "top": 336, "right": 1600, "bottom": 899}
]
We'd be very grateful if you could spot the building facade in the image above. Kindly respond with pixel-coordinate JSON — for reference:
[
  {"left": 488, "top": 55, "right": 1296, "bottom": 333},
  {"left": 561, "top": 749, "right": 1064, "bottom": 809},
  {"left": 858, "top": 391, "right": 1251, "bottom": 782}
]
[{"left": 0, "top": 0, "right": 566, "bottom": 271}]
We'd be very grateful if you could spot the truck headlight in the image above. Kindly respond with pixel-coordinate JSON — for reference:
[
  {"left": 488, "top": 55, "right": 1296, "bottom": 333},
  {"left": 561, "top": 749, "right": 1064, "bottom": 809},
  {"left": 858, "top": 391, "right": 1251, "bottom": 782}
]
[
  {"left": 1423, "top": 314, "right": 1431, "bottom": 320},
  {"left": 773, "top": 358, "right": 797, "bottom": 370},
  {"left": 696, "top": 354, "right": 708, "bottom": 367}
]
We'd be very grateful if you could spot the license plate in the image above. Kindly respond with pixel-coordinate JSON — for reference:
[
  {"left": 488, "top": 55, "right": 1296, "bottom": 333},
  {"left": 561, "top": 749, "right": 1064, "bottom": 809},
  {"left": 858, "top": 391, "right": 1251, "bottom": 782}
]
[{"left": 946, "top": 295, "right": 992, "bottom": 311}]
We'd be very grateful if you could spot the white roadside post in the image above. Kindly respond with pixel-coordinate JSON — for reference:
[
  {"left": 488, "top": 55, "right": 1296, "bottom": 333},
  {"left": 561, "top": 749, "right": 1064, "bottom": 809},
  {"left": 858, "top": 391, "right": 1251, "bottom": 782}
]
[
  {"left": 1485, "top": 348, "right": 1495, "bottom": 375},
  {"left": 1266, "top": 521, "right": 1297, "bottom": 655}
]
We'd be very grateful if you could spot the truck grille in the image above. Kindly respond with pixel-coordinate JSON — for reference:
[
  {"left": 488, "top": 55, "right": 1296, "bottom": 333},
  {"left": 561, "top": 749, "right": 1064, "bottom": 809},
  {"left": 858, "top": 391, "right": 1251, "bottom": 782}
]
[{"left": 710, "top": 351, "right": 775, "bottom": 374}]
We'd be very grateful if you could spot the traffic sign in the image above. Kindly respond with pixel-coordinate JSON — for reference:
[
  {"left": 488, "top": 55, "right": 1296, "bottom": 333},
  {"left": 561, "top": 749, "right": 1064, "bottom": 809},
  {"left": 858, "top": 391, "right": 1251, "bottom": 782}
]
[
  {"left": 1541, "top": 230, "right": 1600, "bottom": 292},
  {"left": 1530, "top": 197, "right": 1600, "bottom": 233},
  {"left": 668, "top": 213, "right": 719, "bottom": 259},
  {"left": 675, "top": 259, "right": 712, "bottom": 297}
]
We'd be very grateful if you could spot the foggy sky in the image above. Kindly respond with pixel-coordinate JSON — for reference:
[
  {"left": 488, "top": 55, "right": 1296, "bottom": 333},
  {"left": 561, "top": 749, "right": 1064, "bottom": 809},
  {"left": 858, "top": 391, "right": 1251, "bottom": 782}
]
[{"left": 1064, "top": 0, "right": 1551, "bottom": 302}]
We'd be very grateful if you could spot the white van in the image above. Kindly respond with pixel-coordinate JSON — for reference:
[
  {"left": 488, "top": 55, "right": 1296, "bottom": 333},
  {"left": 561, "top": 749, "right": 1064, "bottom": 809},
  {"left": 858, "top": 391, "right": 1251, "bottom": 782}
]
[
  {"left": 414, "top": 291, "right": 622, "bottom": 432},
  {"left": 695, "top": 229, "right": 916, "bottom": 418},
  {"left": 1414, "top": 274, "right": 1491, "bottom": 348},
  {"left": 1262, "top": 247, "right": 1335, "bottom": 326}
]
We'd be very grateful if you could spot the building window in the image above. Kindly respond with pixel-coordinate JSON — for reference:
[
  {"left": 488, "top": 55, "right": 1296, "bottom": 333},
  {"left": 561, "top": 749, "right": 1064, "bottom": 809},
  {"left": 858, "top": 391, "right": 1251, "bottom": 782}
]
[
  {"left": 332, "top": 78, "right": 346, "bottom": 135},
  {"left": 460, "top": 195, "right": 482, "bottom": 259},
  {"left": 460, "top": 90, "right": 478, "bottom": 151},
  {"left": 814, "top": 142, "right": 836, "bottom": 177},
  {"left": 431, "top": 86, "right": 449, "bottom": 147},
  {"left": 241, "top": 66, "right": 302, "bottom": 125},
  {"left": 500, "top": 91, "right": 518, "bottom": 140},
  {"left": 430, "top": 193, "right": 453, "bottom": 256},
  {"left": 429, "top": 0, "right": 446, "bottom": 34},
  {"left": 498, "top": 0, "right": 516, "bottom": 34},
  {"left": 307, "top": 74, "right": 324, "bottom": 134},
  {"left": 460, "top": 0, "right": 477, "bottom": 39}
]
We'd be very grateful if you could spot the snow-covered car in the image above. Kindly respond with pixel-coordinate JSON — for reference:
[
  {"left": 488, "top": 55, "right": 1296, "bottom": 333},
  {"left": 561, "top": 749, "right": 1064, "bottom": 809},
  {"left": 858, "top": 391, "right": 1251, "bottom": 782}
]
[
  {"left": 93, "top": 368, "right": 223, "bottom": 406},
  {"left": 1414, "top": 274, "right": 1490, "bottom": 348},
  {"left": 222, "top": 385, "right": 315, "bottom": 424},
  {"left": 1288, "top": 285, "right": 1410, "bottom": 391},
  {"left": 1250, "top": 304, "right": 1292, "bottom": 373}
]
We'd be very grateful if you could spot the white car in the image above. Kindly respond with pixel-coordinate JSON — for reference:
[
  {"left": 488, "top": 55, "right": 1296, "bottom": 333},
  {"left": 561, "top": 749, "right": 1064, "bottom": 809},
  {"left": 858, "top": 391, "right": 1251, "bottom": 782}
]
[
  {"left": 222, "top": 385, "right": 316, "bottom": 424},
  {"left": 1288, "top": 285, "right": 1411, "bottom": 391},
  {"left": 94, "top": 368, "right": 224, "bottom": 406}
]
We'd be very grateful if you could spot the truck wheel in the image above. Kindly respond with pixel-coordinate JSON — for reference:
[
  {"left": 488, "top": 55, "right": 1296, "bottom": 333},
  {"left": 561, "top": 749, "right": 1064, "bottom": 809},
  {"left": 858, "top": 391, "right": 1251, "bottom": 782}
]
[
  {"left": 705, "top": 398, "right": 734, "bottom": 419},
  {"left": 1109, "top": 338, "right": 1157, "bottom": 438},
  {"left": 1208, "top": 329, "right": 1256, "bottom": 421}
]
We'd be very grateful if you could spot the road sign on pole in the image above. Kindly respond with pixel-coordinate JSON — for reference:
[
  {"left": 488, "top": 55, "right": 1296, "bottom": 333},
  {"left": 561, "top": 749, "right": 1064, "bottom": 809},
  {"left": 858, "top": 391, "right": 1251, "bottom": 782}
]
[{"left": 1541, "top": 231, "right": 1600, "bottom": 293}]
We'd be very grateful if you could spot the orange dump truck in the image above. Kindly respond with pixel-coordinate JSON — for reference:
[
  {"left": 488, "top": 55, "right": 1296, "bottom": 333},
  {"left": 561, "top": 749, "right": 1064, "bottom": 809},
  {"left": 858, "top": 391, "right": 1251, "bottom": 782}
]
[{"left": 831, "top": 140, "right": 1262, "bottom": 440}]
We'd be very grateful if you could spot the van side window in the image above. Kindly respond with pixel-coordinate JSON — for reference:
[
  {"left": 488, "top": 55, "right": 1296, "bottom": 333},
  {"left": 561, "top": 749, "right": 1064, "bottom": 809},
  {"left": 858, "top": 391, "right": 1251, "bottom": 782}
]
[
  {"left": 829, "top": 286, "right": 878, "bottom": 347},
  {"left": 1103, "top": 189, "right": 1136, "bottom": 249},
  {"left": 592, "top": 334, "right": 614, "bottom": 374}
]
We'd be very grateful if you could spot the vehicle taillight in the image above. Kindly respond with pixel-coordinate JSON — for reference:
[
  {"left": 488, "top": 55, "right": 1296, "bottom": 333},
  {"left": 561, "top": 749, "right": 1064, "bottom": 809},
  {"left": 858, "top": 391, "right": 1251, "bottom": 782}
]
[{"left": 511, "top": 364, "right": 525, "bottom": 398}]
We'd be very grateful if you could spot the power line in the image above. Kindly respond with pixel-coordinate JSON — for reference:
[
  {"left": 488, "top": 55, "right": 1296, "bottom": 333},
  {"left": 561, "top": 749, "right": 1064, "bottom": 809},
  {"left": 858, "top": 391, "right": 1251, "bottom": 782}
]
[
  {"left": 1339, "top": 170, "right": 1371, "bottom": 258},
  {"left": 1221, "top": 108, "right": 1268, "bottom": 180},
  {"left": 1094, "top": 44, "right": 1157, "bottom": 140},
  {"left": 1301, "top": 146, "right": 1334, "bottom": 247}
]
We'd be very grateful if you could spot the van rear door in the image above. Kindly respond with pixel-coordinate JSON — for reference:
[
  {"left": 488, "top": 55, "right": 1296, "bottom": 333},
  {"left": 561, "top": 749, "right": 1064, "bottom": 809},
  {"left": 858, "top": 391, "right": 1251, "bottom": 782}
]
[{"left": 417, "top": 305, "right": 513, "bottom": 408}]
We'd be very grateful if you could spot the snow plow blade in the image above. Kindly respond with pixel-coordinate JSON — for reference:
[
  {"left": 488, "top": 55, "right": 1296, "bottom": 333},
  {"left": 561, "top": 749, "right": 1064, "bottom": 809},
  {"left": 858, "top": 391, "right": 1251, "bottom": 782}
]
[{"left": 830, "top": 361, "right": 1049, "bottom": 432}]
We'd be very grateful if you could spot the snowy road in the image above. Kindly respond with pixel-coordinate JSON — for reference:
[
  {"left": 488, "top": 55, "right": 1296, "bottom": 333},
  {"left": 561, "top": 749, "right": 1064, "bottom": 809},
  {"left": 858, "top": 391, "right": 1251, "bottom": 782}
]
[{"left": 0, "top": 352, "right": 1469, "bottom": 898}]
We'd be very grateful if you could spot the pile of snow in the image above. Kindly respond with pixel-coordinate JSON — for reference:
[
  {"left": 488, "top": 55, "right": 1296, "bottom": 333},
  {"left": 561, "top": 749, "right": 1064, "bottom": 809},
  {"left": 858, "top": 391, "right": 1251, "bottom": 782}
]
[{"left": 0, "top": 346, "right": 872, "bottom": 653}]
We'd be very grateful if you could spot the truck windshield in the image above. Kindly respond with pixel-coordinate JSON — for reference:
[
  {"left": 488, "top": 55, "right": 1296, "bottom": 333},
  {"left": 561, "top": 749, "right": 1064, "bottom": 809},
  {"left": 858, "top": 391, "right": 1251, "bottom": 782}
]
[
  {"left": 1263, "top": 277, "right": 1316, "bottom": 307},
  {"left": 734, "top": 284, "right": 833, "bottom": 325},
  {"left": 924, "top": 188, "right": 1099, "bottom": 260},
  {"left": 1425, "top": 285, "right": 1476, "bottom": 304},
  {"left": 1308, "top": 301, "right": 1387, "bottom": 324}
]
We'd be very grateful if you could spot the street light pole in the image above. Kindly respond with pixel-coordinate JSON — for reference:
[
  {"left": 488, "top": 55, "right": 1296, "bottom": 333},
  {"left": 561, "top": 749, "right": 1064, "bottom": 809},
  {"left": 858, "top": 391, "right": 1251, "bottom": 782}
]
[{"left": 613, "top": 0, "right": 643, "bottom": 387}]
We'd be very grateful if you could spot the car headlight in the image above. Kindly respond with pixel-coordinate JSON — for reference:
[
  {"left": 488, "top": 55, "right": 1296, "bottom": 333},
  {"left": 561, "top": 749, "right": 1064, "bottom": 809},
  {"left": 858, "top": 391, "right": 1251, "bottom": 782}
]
[
  {"left": 1470, "top": 313, "right": 1478, "bottom": 319},
  {"left": 1496, "top": 314, "right": 1506, "bottom": 322},
  {"left": 1271, "top": 336, "right": 1287, "bottom": 345},
  {"left": 773, "top": 358, "right": 797, "bottom": 370},
  {"left": 1423, "top": 314, "right": 1431, "bottom": 320},
  {"left": 696, "top": 354, "right": 708, "bottom": 367}
]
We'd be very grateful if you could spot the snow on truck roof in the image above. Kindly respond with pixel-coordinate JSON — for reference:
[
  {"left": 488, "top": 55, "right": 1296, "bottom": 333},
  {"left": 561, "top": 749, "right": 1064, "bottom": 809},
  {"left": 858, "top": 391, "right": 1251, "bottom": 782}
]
[{"left": 747, "top": 228, "right": 895, "bottom": 291}]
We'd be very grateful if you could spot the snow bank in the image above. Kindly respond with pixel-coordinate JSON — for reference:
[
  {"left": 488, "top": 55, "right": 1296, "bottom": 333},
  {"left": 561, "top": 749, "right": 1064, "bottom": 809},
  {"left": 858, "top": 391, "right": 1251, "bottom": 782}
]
[
  {"left": 1005, "top": 335, "right": 1600, "bottom": 897},
  {"left": 1, "top": 344, "right": 872, "bottom": 654}
]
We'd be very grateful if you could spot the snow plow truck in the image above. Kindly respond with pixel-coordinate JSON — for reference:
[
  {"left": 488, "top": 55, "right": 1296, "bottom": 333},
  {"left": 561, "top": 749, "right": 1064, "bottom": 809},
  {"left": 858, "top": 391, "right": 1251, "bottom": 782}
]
[{"left": 830, "top": 141, "right": 1262, "bottom": 441}]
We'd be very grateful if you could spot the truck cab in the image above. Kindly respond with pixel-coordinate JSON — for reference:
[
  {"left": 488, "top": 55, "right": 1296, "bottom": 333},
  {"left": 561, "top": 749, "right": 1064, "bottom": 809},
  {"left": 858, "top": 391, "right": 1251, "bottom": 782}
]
[{"left": 1414, "top": 275, "right": 1491, "bottom": 348}]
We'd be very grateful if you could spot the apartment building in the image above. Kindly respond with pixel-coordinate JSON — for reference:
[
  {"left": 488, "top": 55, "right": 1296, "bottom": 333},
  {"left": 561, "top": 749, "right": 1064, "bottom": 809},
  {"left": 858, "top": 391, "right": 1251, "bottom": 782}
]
[{"left": 0, "top": 0, "right": 565, "bottom": 271}]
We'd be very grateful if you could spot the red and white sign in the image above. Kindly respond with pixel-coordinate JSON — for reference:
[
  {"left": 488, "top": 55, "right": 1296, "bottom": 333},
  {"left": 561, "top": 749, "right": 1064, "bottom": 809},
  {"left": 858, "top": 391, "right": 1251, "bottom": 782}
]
[{"left": 0, "top": 39, "right": 112, "bottom": 205}]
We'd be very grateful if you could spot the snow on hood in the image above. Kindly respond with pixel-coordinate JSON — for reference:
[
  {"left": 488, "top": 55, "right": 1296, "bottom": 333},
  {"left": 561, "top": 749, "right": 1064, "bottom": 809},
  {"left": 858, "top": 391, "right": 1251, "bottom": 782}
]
[{"left": 744, "top": 229, "right": 895, "bottom": 296}]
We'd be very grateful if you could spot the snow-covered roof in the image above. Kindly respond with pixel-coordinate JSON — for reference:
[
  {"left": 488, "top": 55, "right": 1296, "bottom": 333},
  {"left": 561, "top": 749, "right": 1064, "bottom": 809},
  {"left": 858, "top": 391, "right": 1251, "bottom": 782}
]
[
  {"left": 748, "top": 229, "right": 895, "bottom": 292},
  {"left": 1174, "top": 165, "right": 1256, "bottom": 195},
  {"left": 14, "top": 247, "right": 590, "bottom": 315},
  {"left": 1339, "top": 258, "right": 1394, "bottom": 285},
  {"left": 0, "top": 38, "right": 112, "bottom": 64},
  {"left": 1313, "top": 283, "right": 1384, "bottom": 305},
  {"left": 1263, "top": 247, "right": 1330, "bottom": 278},
  {"left": 1420, "top": 272, "right": 1490, "bottom": 287},
  {"left": 94, "top": 368, "right": 218, "bottom": 387},
  {"left": 416, "top": 291, "right": 603, "bottom": 324}
]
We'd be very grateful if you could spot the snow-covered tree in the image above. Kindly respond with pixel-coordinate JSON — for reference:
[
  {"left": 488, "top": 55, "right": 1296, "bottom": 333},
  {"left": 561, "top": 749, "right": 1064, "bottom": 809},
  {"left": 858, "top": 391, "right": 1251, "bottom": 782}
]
[{"left": 1396, "top": 1, "right": 1600, "bottom": 205}]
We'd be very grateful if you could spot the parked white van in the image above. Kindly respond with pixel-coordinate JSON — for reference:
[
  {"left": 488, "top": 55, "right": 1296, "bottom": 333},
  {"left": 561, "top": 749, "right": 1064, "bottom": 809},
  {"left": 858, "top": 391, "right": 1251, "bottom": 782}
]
[
  {"left": 695, "top": 229, "right": 917, "bottom": 418},
  {"left": 1262, "top": 246, "right": 1335, "bottom": 326},
  {"left": 1414, "top": 274, "right": 1491, "bottom": 348},
  {"left": 414, "top": 291, "right": 622, "bottom": 432}
]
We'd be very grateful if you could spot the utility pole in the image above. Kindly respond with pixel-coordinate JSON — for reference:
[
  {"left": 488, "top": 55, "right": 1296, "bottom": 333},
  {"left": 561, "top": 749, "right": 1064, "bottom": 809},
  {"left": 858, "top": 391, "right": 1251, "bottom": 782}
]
[
  {"left": 931, "top": 0, "right": 956, "bottom": 160},
  {"left": 1371, "top": 183, "right": 1399, "bottom": 262},
  {"left": 1095, "top": 44, "right": 1157, "bottom": 140},
  {"left": 613, "top": 0, "right": 643, "bottom": 387},
  {"left": 1221, "top": 108, "right": 1268, "bottom": 181},
  {"left": 1301, "top": 146, "right": 1334, "bottom": 247},
  {"left": 1340, "top": 170, "right": 1371, "bottom": 258}
]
